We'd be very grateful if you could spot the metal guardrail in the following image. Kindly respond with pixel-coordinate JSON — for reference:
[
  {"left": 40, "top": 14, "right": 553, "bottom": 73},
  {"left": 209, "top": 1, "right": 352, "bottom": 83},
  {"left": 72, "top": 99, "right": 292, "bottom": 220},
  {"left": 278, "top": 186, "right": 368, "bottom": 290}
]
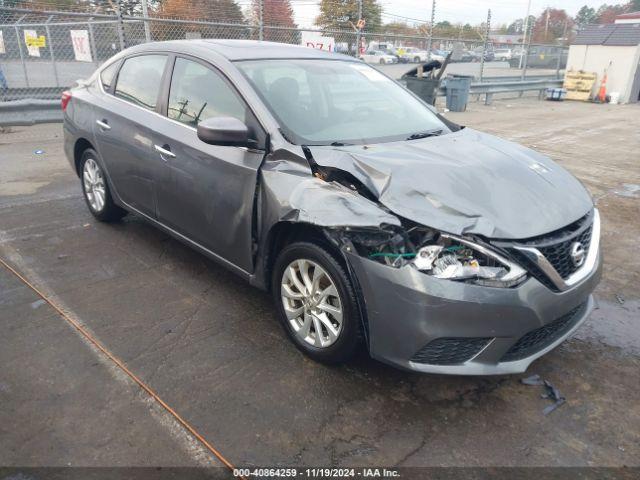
[
  {"left": 1, "top": 87, "right": 67, "bottom": 102},
  {"left": 469, "top": 79, "right": 563, "bottom": 105},
  {"left": 434, "top": 78, "right": 563, "bottom": 105},
  {"left": 480, "top": 74, "right": 560, "bottom": 83},
  {"left": 0, "top": 99, "right": 62, "bottom": 127}
]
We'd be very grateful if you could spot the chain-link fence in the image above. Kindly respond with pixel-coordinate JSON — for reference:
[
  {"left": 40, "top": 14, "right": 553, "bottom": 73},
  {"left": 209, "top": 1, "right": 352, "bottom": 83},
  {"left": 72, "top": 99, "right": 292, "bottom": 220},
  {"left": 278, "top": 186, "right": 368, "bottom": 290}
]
[{"left": 0, "top": 4, "right": 569, "bottom": 102}]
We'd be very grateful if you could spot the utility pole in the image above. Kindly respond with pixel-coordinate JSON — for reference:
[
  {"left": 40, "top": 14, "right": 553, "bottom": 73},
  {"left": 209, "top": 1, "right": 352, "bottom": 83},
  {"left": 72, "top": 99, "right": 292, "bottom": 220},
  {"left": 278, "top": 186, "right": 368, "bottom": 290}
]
[
  {"left": 426, "top": 0, "right": 435, "bottom": 61},
  {"left": 479, "top": 9, "right": 491, "bottom": 83},
  {"left": 141, "top": 0, "right": 151, "bottom": 43},
  {"left": 519, "top": 0, "right": 532, "bottom": 69},
  {"left": 544, "top": 7, "right": 550, "bottom": 41}
]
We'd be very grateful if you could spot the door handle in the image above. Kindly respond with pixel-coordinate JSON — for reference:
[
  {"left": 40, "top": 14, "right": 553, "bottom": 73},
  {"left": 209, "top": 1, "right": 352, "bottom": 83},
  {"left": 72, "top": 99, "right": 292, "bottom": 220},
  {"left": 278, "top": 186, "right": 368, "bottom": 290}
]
[
  {"left": 154, "top": 144, "right": 176, "bottom": 159},
  {"left": 96, "top": 119, "right": 111, "bottom": 131}
]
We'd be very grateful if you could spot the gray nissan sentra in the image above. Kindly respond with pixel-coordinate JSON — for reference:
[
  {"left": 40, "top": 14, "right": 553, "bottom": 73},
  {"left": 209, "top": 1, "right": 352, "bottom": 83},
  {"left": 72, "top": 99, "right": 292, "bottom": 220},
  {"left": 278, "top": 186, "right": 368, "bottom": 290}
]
[{"left": 63, "top": 40, "right": 602, "bottom": 375}]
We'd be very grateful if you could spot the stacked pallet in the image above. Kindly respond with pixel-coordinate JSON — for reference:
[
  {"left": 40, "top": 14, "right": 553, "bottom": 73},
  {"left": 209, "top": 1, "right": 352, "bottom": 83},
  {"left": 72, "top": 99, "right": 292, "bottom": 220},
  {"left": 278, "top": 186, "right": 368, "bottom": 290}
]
[{"left": 563, "top": 70, "right": 597, "bottom": 101}]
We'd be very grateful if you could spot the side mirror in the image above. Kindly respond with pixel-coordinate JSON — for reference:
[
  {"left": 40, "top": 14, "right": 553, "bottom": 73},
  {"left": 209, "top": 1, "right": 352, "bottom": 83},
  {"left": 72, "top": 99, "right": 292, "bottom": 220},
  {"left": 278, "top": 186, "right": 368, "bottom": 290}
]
[{"left": 197, "top": 116, "right": 250, "bottom": 147}]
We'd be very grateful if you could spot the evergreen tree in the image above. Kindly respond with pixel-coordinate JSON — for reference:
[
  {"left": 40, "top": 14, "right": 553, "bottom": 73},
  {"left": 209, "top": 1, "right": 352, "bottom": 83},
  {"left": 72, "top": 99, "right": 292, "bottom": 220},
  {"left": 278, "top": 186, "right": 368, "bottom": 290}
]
[{"left": 575, "top": 5, "right": 597, "bottom": 26}]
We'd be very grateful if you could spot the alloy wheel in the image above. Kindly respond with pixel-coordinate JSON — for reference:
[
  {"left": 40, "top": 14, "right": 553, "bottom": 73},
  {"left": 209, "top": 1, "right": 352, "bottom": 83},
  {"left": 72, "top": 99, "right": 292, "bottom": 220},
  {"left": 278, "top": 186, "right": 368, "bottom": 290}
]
[
  {"left": 83, "top": 158, "right": 106, "bottom": 212},
  {"left": 280, "top": 259, "right": 343, "bottom": 348}
]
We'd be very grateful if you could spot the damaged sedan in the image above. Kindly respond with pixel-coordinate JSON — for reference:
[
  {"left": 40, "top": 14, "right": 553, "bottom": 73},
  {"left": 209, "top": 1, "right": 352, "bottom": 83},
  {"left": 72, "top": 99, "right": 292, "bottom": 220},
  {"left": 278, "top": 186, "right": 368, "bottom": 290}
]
[{"left": 63, "top": 40, "right": 601, "bottom": 374}]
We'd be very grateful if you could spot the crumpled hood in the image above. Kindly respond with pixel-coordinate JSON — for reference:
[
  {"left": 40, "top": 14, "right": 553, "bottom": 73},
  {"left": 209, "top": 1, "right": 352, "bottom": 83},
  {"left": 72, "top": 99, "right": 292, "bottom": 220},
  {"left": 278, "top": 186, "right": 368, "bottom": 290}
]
[{"left": 308, "top": 128, "right": 593, "bottom": 239}]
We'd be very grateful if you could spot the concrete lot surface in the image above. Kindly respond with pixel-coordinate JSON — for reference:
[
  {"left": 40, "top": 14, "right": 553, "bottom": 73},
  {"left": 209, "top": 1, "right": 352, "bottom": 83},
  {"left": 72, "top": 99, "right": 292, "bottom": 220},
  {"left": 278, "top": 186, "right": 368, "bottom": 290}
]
[{"left": 0, "top": 99, "right": 639, "bottom": 469}]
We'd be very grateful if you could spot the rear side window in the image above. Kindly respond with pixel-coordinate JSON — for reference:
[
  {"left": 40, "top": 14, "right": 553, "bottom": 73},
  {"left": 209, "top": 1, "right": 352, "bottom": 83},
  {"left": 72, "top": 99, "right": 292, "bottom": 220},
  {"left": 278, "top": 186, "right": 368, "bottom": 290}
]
[
  {"left": 115, "top": 54, "right": 167, "bottom": 111},
  {"left": 168, "top": 57, "right": 247, "bottom": 127},
  {"left": 100, "top": 61, "right": 119, "bottom": 91}
]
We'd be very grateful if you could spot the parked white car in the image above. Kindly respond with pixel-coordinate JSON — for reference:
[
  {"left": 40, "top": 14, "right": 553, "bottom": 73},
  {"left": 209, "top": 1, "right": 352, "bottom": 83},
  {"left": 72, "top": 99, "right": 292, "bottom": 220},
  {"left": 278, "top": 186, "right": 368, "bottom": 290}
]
[
  {"left": 495, "top": 48, "right": 513, "bottom": 61},
  {"left": 429, "top": 50, "right": 446, "bottom": 63},
  {"left": 402, "top": 47, "right": 428, "bottom": 63},
  {"left": 360, "top": 50, "right": 397, "bottom": 64}
]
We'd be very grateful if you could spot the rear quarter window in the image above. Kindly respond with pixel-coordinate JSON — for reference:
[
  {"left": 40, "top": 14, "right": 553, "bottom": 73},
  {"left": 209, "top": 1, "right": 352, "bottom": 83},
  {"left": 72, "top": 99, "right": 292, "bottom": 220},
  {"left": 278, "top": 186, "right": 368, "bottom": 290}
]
[{"left": 100, "top": 61, "right": 119, "bottom": 91}]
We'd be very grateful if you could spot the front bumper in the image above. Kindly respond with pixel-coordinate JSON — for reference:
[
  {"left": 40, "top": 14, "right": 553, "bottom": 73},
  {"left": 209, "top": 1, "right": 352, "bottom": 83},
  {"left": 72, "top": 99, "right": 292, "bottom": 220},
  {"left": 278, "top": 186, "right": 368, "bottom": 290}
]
[{"left": 346, "top": 248, "right": 602, "bottom": 375}]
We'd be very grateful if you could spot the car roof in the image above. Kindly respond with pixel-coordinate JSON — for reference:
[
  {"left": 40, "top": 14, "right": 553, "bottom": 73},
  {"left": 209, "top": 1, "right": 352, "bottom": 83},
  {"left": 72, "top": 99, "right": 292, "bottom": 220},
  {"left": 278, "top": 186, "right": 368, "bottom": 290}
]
[{"left": 125, "top": 39, "right": 357, "bottom": 62}]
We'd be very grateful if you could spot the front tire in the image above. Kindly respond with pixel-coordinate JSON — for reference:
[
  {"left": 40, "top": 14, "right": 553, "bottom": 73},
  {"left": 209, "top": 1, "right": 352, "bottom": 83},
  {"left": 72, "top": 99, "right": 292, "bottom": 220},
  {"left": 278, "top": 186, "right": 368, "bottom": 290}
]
[
  {"left": 80, "top": 149, "right": 126, "bottom": 222},
  {"left": 272, "top": 242, "right": 362, "bottom": 365}
]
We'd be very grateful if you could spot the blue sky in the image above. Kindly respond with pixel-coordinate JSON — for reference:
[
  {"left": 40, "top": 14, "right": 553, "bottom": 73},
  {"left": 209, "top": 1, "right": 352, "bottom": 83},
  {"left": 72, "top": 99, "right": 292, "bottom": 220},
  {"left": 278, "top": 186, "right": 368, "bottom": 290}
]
[{"left": 292, "top": 0, "right": 620, "bottom": 28}]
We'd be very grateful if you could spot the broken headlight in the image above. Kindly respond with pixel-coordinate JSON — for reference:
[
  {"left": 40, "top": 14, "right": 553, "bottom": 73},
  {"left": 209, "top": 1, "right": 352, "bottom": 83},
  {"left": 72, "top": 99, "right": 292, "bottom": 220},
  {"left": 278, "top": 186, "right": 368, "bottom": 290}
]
[
  {"left": 411, "top": 233, "right": 527, "bottom": 288},
  {"left": 330, "top": 224, "right": 527, "bottom": 288}
]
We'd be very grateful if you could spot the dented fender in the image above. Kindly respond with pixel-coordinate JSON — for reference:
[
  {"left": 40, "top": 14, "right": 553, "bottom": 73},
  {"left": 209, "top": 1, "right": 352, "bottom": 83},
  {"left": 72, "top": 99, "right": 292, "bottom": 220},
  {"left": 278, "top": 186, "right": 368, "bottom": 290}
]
[{"left": 249, "top": 147, "right": 400, "bottom": 290}]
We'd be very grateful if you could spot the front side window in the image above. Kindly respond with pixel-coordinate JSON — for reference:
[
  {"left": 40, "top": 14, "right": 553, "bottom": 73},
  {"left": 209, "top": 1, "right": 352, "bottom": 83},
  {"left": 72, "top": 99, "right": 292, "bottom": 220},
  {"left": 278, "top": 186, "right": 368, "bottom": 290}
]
[
  {"left": 168, "top": 57, "right": 247, "bottom": 127},
  {"left": 114, "top": 54, "right": 167, "bottom": 110},
  {"left": 237, "top": 59, "right": 449, "bottom": 145}
]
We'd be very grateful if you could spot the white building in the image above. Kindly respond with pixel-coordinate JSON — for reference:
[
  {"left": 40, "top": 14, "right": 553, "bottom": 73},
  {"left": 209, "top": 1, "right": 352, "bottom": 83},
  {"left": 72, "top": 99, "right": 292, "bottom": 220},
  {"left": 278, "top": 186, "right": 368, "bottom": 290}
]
[
  {"left": 566, "top": 21, "right": 640, "bottom": 103},
  {"left": 615, "top": 11, "right": 640, "bottom": 24}
]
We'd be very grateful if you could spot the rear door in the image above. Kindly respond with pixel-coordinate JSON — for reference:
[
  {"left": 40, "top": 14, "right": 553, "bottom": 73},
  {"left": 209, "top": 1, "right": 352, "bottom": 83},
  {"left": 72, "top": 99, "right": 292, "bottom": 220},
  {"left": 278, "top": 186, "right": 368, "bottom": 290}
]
[
  {"left": 93, "top": 53, "right": 168, "bottom": 218},
  {"left": 151, "top": 56, "right": 266, "bottom": 272}
]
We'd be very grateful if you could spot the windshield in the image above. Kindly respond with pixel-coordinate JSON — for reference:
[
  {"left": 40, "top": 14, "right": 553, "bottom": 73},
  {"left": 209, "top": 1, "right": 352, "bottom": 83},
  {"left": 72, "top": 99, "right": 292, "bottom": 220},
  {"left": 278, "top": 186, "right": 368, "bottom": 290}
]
[{"left": 235, "top": 59, "right": 449, "bottom": 145}]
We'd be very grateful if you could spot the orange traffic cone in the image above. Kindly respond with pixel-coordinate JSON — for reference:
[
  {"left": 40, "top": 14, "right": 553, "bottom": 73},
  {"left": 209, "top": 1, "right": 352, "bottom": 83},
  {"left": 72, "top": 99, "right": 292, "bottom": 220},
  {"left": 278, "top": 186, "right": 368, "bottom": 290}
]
[{"left": 597, "top": 71, "right": 608, "bottom": 103}]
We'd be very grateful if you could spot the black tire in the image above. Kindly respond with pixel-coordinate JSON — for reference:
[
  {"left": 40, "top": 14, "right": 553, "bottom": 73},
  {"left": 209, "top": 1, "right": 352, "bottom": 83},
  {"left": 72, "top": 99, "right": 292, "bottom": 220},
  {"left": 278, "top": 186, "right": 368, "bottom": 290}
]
[
  {"left": 379, "top": 58, "right": 385, "bottom": 64},
  {"left": 79, "top": 148, "right": 126, "bottom": 222},
  {"left": 272, "top": 241, "right": 363, "bottom": 365},
  {"left": 414, "top": 56, "right": 421, "bottom": 63}
]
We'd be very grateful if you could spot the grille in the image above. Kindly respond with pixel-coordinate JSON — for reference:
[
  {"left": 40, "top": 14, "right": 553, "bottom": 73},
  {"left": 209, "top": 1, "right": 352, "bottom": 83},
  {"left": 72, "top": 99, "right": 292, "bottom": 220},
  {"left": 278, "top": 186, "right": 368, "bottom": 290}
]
[
  {"left": 411, "top": 337, "right": 492, "bottom": 365},
  {"left": 501, "top": 303, "right": 585, "bottom": 362},
  {"left": 538, "top": 226, "right": 593, "bottom": 279},
  {"left": 504, "top": 212, "right": 594, "bottom": 291}
]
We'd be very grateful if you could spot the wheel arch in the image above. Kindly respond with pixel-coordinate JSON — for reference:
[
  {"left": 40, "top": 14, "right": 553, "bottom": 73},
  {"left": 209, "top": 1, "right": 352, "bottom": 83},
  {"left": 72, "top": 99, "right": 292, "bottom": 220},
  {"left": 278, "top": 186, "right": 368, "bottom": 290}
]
[
  {"left": 264, "top": 222, "right": 335, "bottom": 293},
  {"left": 73, "top": 138, "right": 95, "bottom": 177},
  {"left": 262, "top": 221, "right": 371, "bottom": 346}
]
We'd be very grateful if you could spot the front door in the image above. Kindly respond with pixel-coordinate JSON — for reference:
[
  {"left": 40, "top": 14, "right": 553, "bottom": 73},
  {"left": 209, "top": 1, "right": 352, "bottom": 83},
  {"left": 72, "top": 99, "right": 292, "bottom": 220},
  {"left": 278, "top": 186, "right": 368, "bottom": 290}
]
[{"left": 152, "top": 56, "right": 266, "bottom": 272}]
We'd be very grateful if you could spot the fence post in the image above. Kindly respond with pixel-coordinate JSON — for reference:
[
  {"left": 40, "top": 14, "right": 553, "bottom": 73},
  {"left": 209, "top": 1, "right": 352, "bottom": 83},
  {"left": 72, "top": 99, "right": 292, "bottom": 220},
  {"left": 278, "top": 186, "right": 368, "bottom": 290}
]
[
  {"left": 13, "top": 22, "right": 30, "bottom": 88},
  {"left": 479, "top": 9, "right": 491, "bottom": 83},
  {"left": 88, "top": 20, "right": 99, "bottom": 67},
  {"left": 556, "top": 20, "right": 568, "bottom": 79},
  {"left": 426, "top": 0, "right": 435, "bottom": 60},
  {"left": 356, "top": 0, "right": 362, "bottom": 58},
  {"left": 141, "top": 0, "right": 151, "bottom": 42},
  {"left": 45, "top": 16, "right": 60, "bottom": 88},
  {"left": 520, "top": 20, "right": 532, "bottom": 83},
  {"left": 258, "top": 0, "right": 263, "bottom": 41},
  {"left": 115, "top": 1, "right": 126, "bottom": 50}
]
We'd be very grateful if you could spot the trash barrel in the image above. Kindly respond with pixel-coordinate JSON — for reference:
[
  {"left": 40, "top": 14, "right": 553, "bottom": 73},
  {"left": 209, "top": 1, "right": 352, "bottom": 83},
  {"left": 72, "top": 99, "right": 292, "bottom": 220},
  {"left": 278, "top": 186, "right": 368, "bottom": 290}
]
[
  {"left": 403, "top": 77, "right": 440, "bottom": 105},
  {"left": 445, "top": 75, "right": 472, "bottom": 112}
]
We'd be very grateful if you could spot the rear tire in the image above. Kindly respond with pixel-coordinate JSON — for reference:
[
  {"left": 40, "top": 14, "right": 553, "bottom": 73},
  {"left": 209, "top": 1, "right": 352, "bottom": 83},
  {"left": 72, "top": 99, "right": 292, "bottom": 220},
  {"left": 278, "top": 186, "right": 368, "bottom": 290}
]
[
  {"left": 272, "top": 241, "right": 362, "bottom": 365},
  {"left": 79, "top": 149, "right": 126, "bottom": 222}
]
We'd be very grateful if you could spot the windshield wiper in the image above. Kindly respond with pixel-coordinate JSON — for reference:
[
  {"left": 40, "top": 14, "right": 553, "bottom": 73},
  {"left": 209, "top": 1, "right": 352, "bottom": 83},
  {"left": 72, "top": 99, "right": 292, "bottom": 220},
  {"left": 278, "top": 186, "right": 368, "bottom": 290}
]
[
  {"left": 406, "top": 129, "right": 443, "bottom": 140},
  {"left": 329, "top": 141, "right": 354, "bottom": 146}
]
